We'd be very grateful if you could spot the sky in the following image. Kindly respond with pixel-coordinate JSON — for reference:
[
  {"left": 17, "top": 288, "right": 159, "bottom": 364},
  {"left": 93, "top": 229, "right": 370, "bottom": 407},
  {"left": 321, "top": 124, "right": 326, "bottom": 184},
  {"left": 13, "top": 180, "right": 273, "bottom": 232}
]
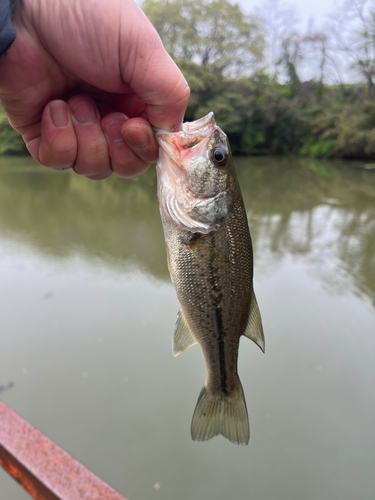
[
  {"left": 235, "top": 0, "right": 353, "bottom": 82},
  {"left": 137, "top": 0, "right": 340, "bottom": 29},
  {"left": 237, "top": 0, "right": 338, "bottom": 29}
]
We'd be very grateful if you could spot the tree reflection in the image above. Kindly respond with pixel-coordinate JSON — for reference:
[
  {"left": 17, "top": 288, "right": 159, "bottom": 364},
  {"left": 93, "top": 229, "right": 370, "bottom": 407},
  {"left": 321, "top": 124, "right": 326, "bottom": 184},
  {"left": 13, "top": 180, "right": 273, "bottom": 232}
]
[
  {"left": 235, "top": 156, "right": 375, "bottom": 305},
  {"left": 0, "top": 155, "right": 374, "bottom": 304},
  {"left": 0, "top": 157, "right": 167, "bottom": 278}
]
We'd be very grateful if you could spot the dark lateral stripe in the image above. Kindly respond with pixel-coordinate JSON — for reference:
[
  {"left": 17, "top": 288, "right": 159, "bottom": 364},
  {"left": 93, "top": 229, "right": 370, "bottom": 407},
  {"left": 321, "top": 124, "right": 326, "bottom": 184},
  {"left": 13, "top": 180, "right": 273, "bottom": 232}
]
[
  {"left": 207, "top": 239, "right": 227, "bottom": 394},
  {"left": 215, "top": 306, "right": 227, "bottom": 393}
]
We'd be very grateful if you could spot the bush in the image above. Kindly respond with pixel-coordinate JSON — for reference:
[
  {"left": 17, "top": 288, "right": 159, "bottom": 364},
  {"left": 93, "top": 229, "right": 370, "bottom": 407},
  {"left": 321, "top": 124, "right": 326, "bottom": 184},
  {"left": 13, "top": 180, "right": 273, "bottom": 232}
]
[
  {"left": 301, "top": 140, "right": 338, "bottom": 158},
  {"left": 0, "top": 107, "right": 27, "bottom": 155}
]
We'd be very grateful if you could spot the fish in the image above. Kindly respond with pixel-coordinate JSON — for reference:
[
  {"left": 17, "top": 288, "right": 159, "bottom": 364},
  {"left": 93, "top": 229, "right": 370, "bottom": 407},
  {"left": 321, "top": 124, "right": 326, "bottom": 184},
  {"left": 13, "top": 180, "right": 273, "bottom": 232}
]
[{"left": 154, "top": 112, "right": 264, "bottom": 445}]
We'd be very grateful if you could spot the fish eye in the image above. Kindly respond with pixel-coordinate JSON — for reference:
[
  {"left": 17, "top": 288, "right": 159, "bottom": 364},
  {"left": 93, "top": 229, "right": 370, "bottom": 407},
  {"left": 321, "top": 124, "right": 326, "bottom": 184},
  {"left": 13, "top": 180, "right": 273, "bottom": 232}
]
[{"left": 211, "top": 147, "right": 228, "bottom": 168}]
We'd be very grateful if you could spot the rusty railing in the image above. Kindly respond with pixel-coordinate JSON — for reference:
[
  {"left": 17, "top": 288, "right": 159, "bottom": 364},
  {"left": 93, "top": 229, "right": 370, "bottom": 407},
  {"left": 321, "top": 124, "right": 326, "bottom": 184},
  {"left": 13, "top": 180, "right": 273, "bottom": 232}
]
[{"left": 0, "top": 400, "right": 127, "bottom": 500}]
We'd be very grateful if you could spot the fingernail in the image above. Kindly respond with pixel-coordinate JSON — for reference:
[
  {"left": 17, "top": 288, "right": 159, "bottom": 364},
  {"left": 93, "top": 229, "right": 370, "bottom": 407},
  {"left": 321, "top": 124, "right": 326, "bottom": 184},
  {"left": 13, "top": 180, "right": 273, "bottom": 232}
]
[
  {"left": 71, "top": 100, "right": 97, "bottom": 123},
  {"left": 50, "top": 101, "right": 68, "bottom": 128},
  {"left": 123, "top": 128, "right": 149, "bottom": 149},
  {"left": 104, "top": 121, "right": 124, "bottom": 143}
]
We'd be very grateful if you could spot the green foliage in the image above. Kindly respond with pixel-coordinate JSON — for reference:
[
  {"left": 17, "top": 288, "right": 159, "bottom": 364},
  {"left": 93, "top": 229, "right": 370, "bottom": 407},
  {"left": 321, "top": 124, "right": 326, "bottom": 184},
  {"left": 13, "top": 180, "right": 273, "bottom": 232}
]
[
  {"left": 0, "top": 107, "right": 26, "bottom": 155},
  {"left": 303, "top": 99, "right": 375, "bottom": 159},
  {"left": 143, "top": 0, "right": 264, "bottom": 76},
  {"left": 301, "top": 140, "right": 338, "bottom": 158}
]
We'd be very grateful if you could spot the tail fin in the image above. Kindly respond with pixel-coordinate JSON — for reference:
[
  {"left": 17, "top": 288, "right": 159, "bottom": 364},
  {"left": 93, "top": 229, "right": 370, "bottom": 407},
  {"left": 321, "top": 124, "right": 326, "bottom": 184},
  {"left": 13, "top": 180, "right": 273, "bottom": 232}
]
[{"left": 190, "top": 382, "right": 249, "bottom": 445}]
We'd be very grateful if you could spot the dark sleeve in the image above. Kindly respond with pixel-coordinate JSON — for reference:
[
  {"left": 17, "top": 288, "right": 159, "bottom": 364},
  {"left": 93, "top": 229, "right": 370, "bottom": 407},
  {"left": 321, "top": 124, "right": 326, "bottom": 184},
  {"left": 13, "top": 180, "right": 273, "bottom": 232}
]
[{"left": 0, "top": 0, "right": 16, "bottom": 56}]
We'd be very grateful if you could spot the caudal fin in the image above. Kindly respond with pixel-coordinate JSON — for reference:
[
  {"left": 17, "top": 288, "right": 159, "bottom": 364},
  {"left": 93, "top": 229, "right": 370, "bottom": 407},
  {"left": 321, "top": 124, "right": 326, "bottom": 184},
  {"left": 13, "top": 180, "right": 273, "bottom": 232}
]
[{"left": 190, "top": 382, "right": 249, "bottom": 445}]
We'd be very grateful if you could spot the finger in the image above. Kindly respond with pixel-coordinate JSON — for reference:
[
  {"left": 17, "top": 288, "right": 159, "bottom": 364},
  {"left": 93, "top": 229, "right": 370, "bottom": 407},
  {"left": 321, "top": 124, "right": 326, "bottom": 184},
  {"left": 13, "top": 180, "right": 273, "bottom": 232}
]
[
  {"left": 119, "top": 4, "right": 190, "bottom": 131},
  {"left": 122, "top": 118, "right": 158, "bottom": 164},
  {"left": 69, "top": 96, "right": 112, "bottom": 180},
  {"left": 102, "top": 113, "right": 150, "bottom": 179},
  {"left": 26, "top": 100, "right": 77, "bottom": 170},
  {"left": 93, "top": 92, "right": 146, "bottom": 118}
]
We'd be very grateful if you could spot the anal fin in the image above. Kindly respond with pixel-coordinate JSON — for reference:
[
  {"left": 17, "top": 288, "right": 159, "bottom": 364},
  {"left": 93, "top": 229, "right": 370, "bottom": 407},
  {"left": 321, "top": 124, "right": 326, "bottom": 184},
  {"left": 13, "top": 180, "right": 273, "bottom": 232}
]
[
  {"left": 243, "top": 290, "right": 265, "bottom": 353},
  {"left": 173, "top": 309, "right": 197, "bottom": 356}
]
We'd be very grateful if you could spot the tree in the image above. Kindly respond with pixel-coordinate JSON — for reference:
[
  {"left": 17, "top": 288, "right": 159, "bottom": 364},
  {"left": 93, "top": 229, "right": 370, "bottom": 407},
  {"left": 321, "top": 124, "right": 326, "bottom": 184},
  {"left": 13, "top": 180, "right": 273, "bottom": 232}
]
[
  {"left": 277, "top": 33, "right": 303, "bottom": 92},
  {"left": 256, "top": 0, "right": 299, "bottom": 79},
  {"left": 302, "top": 31, "right": 328, "bottom": 101},
  {"left": 142, "top": 0, "right": 264, "bottom": 76},
  {"left": 329, "top": 0, "right": 375, "bottom": 97}
]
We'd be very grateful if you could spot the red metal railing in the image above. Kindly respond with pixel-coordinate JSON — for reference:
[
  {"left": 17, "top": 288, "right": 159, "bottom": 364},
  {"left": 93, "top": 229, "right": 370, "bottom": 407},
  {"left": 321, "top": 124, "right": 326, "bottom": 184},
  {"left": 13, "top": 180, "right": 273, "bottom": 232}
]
[{"left": 0, "top": 401, "right": 127, "bottom": 500}]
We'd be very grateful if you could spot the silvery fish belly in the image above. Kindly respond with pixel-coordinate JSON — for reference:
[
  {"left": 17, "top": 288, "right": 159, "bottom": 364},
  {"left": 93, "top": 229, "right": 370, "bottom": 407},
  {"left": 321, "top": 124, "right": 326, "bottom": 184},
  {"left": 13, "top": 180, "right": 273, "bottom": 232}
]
[{"left": 155, "top": 113, "right": 264, "bottom": 445}]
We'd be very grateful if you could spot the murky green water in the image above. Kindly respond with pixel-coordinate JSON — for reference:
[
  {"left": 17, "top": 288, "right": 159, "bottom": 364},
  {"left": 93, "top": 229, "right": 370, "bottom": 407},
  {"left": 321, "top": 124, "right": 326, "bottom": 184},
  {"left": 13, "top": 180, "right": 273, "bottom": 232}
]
[{"left": 0, "top": 155, "right": 374, "bottom": 500}]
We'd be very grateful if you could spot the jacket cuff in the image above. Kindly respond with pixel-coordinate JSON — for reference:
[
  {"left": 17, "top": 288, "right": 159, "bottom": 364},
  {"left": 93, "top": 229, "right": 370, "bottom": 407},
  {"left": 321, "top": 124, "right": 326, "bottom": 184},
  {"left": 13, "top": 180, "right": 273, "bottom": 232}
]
[{"left": 0, "top": 0, "right": 16, "bottom": 57}]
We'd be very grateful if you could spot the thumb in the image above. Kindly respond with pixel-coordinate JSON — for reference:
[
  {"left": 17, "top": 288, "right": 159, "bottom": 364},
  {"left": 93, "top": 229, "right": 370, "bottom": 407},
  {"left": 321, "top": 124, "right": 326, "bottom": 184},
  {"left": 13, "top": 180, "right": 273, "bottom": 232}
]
[{"left": 120, "top": 4, "right": 190, "bottom": 131}]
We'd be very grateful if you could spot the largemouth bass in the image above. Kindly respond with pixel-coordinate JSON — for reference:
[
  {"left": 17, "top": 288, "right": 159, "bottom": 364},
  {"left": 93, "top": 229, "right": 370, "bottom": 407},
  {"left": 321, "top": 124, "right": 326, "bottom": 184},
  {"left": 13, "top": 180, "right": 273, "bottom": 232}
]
[{"left": 155, "top": 113, "right": 264, "bottom": 445}]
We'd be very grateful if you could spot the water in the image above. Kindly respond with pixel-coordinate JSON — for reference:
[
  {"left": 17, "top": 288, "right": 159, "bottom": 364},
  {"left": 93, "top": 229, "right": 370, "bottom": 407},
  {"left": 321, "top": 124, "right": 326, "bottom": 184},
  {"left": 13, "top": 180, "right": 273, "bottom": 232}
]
[{"left": 0, "top": 155, "right": 374, "bottom": 500}]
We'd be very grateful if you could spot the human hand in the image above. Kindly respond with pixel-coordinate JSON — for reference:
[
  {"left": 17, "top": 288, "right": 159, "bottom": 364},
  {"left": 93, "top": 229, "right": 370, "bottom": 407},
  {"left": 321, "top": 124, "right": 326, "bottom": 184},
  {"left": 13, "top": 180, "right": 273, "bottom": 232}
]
[{"left": 0, "top": 0, "right": 189, "bottom": 179}]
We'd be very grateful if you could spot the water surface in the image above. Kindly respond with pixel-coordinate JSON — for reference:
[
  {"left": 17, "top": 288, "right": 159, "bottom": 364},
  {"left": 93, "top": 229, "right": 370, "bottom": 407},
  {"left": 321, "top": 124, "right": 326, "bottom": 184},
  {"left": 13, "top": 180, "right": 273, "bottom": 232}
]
[{"left": 0, "top": 156, "right": 374, "bottom": 500}]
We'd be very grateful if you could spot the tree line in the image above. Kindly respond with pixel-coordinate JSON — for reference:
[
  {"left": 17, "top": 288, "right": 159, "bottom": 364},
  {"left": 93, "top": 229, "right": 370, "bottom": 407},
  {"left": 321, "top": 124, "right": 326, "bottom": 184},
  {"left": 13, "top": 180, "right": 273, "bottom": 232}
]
[{"left": 1, "top": 0, "right": 375, "bottom": 159}]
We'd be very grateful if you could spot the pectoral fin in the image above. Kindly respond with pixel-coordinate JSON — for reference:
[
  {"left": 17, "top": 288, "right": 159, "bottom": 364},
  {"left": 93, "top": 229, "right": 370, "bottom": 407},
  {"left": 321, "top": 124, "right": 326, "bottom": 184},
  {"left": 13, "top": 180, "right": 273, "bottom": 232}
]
[
  {"left": 173, "top": 309, "right": 197, "bottom": 356},
  {"left": 244, "top": 291, "right": 265, "bottom": 353}
]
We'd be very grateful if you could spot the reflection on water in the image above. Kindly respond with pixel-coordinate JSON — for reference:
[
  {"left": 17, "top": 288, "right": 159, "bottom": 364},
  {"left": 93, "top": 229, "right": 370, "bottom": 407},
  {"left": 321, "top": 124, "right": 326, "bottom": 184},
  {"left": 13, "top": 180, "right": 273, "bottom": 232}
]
[
  {"left": 0, "top": 156, "right": 374, "bottom": 500},
  {"left": 0, "top": 156, "right": 167, "bottom": 278},
  {"left": 0, "top": 156, "right": 374, "bottom": 302},
  {"left": 236, "top": 157, "right": 375, "bottom": 306}
]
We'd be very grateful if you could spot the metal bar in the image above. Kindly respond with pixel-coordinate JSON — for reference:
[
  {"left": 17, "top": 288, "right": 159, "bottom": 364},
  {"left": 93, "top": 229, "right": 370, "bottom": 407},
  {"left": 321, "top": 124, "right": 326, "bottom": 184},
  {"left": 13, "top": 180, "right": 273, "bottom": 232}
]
[{"left": 0, "top": 401, "right": 127, "bottom": 500}]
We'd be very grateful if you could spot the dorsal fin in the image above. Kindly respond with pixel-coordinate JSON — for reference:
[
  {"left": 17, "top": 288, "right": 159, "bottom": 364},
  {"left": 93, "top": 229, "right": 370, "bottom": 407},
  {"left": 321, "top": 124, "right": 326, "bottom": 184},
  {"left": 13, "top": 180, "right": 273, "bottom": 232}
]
[
  {"left": 173, "top": 309, "right": 197, "bottom": 356},
  {"left": 243, "top": 291, "right": 265, "bottom": 353}
]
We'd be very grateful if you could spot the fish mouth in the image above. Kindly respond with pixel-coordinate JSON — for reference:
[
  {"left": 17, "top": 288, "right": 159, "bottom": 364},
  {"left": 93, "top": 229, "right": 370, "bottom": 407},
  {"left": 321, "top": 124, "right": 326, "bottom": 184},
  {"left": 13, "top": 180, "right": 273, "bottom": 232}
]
[
  {"left": 153, "top": 112, "right": 215, "bottom": 138},
  {"left": 182, "top": 112, "right": 214, "bottom": 133},
  {"left": 154, "top": 112, "right": 217, "bottom": 152},
  {"left": 154, "top": 113, "right": 218, "bottom": 181}
]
